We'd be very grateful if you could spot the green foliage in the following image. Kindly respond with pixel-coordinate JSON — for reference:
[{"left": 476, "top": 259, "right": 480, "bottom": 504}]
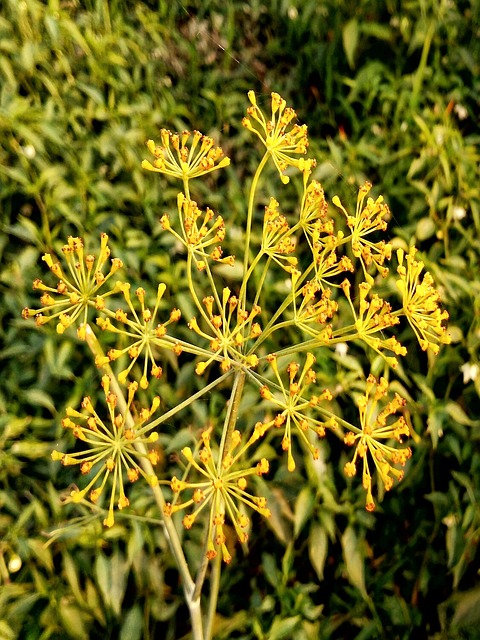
[{"left": 1, "top": 1, "right": 479, "bottom": 639}]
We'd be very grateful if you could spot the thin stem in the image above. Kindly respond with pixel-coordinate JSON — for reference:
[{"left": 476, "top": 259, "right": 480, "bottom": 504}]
[
  {"left": 410, "top": 18, "right": 436, "bottom": 110},
  {"left": 217, "top": 368, "right": 246, "bottom": 474},
  {"left": 146, "top": 370, "right": 233, "bottom": 432},
  {"left": 35, "top": 194, "right": 53, "bottom": 250},
  {"left": 240, "top": 152, "right": 270, "bottom": 307},
  {"left": 204, "top": 551, "right": 222, "bottom": 640},
  {"left": 247, "top": 260, "right": 316, "bottom": 354}
]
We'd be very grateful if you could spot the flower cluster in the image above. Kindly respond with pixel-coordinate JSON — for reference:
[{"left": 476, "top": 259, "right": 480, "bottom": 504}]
[
  {"left": 141, "top": 130, "right": 230, "bottom": 182},
  {"left": 257, "top": 353, "right": 335, "bottom": 471},
  {"left": 164, "top": 426, "right": 271, "bottom": 563},
  {"left": 22, "top": 234, "right": 122, "bottom": 339},
  {"left": 291, "top": 276, "right": 338, "bottom": 340},
  {"left": 52, "top": 376, "right": 161, "bottom": 527},
  {"left": 261, "top": 197, "right": 298, "bottom": 272},
  {"left": 396, "top": 247, "right": 450, "bottom": 354},
  {"left": 341, "top": 279, "right": 406, "bottom": 368},
  {"left": 188, "top": 287, "right": 261, "bottom": 374},
  {"left": 95, "top": 282, "right": 184, "bottom": 389},
  {"left": 23, "top": 90, "right": 451, "bottom": 572},
  {"left": 333, "top": 182, "right": 392, "bottom": 284},
  {"left": 343, "top": 374, "right": 411, "bottom": 511},
  {"left": 242, "top": 91, "right": 310, "bottom": 183},
  {"left": 160, "top": 193, "right": 234, "bottom": 271}
]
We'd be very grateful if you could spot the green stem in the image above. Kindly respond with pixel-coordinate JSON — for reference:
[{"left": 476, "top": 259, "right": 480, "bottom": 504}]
[
  {"left": 240, "top": 152, "right": 270, "bottom": 307},
  {"left": 217, "top": 368, "right": 246, "bottom": 474},
  {"left": 35, "top": 194, "right": 53, "bottom": 250},
  {"left": 204, "top": 551, "right": 222, "bottom": 640},
  {"left": 410, "top": 19, "right": 436, "bottom": 110},
  {"left": 247, "top": 260, "right": 316, "bottom": 354},
  {"left": 146, "top": 370, "right": 232, "bottom": 432}
]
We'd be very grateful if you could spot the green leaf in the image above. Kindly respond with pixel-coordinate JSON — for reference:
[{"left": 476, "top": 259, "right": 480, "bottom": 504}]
[
  {"left": 451, "top": 588, "right": 480, "bottom": 630},
  {"left": 261, "top": 553, "right": 279, "bottom": 590},
  {"left": 341, "top": 525, "right": 367, "bottom": 598},
  {"left": 308, "top": 522, "right": 328, "bottom": 581},
  {"left": 342, "top": 19, "right": 359, "bottom": 69},
  {"left": 20, "top": 388, "right": 56, "bottom": 415},
  {"left": 57, "top": 599, "right": 89, "bottom": 640},
  {"left": 0, "top": 621, "right": 16, "bottom": 640},
  {"left": 293, "top": 486, "right": 314, "bottom": 538},
  {"left": 94, "top": 551, "right": 128, "bottom": 617},
  {"left": 446, "top": 401, "right": 480, "bottom": 427},
  {"left": 10, "top": 441, "right": 51, "bottom": 459},
  {"left": 427, "top": 407, "right": 447, "bottom": 449},
  {"left": 120, "top": 605, "right": 143, "bottom": 640},
  {"left": 268, "top": 615, "right": 301, "bottom": 640},
  {"left": 416, "top": 216, "right": 436, "bottom": 241}
]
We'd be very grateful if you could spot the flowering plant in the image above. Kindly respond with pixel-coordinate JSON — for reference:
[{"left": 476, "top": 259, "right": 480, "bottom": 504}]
[{"left": 23, "top": 91, "right": 449, "bottom": 640}]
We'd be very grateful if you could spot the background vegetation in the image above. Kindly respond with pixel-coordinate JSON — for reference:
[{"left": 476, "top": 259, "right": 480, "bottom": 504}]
[{"left": 1, "top": 0, "right": 479, "bottom": 638}]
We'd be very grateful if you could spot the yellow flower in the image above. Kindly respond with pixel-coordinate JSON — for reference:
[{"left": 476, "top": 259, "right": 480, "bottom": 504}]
[
  {"left": 164, "top": 426, "right": 271, "bottom": 563},
  {"left": 292, "top": 280, "right": 338, "bottom": 340},
  {"left": 188, "top": 287, "right": 262, "bottom": 374},
  {"left": 22, "top": 234, "right": 122, "bottom": 339},
  {"left": 341, "top": 280, "right": 406, "bottom": 368},
  {"left": 333, "top": 182, "right": 392, "bottom": 284},
  {"left": 141, "top": 130, "right": 230, "bottom": 181},
  {"left": 396, "top": 247, "right": 450, "bottom": 354},
  {"left": 242, "top": 91, "right": 310, "bottom": 183},
  {"left": 95, "top": 282, "right": 184, "bottom": 389},
  {"left": 257, "top": 353, "right": 335, "bottom": 471},
  {"left": 343, "top": 374, "right": 411, "bottom": 511},
  {"left": 261, "top": 197, "right": 298, "bottom": 272},
  {"left": 52, "top": 376, "right": 161, "bottom": 527}
]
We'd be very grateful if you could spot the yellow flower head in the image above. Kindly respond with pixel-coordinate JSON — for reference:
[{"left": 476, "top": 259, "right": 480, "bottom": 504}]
[
  {"left": 22, "top": 234, "right": 122, "bottom": 339},
  {"left": 258, "top": 353, "right": 334, "bottom": 471},
  {"left": 261, "top": 197, "right": 298, "bottom": 272},
  {"left": 188, "top": 287, "right": 262, "bottom": 375},
  {"left": 142, "top": 130, "right": 230, "bottom": 182},
  {"left": 164, "top": 426, "right": 271, "bottom": 563},
  {"left": 242, "top": 91, "right": 310, "bottom": 183},
  {"left": 52, "top": 376, "right": 161, "bottom": 527},
  {"left": 333, "top": 182, "right": 392, "bottom": 284},
  {"left": 343, "top": 374, "right": 411, "bottom": 511},
  {"left": 292, "top": 281, "right": 338, "bottom": 340},
  {"left": 396, "top": 247, "right": 450, "bottom": 354},
  {"left": 95, "top": 282, "right": 182, "bottom": 388},
  {"left": 341, "top": 280, "right": 406, "bottom": 368}
]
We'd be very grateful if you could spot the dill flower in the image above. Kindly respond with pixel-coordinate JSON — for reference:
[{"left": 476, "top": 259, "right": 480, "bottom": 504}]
[
  {"left": 396, "top": 247, "right": 450, "bottom": 354},
  {"left": 343, "top": 374, "right": 411, "bottom": 511},
  {"left": 261, "top": 197, "right": 298, "bottom": 272},
  {"left": 258, "top": 353, "right": 335, "bottom": 471},
  {"left": 160, "top": 193, "right": 234, "bottom": 270},
  {"left": 299, "top": 179, "right": 329, "bottom": 234},
  {"left": 52, "top": 376, "right": 161, "bottom": 527},
  {"left": 341, "top": 279, "right": 406, "bottom": 368},
  {"left": 333, "top": 181, "right": 392, "bottom": 284},
  {"left": 164, "top": 426, "right": 271, "bottom": 563},
  {"left": 292, "top": 278, "right": 338, "bottom": 340},
  {"left": 95, "top": 281, "right": 184, "bottom": 389},
  {"left": 188, "top": 287, "right": 261, "bottom": 374},
  {"left": 141, "top": 130, "right": 230, "bottom": 181},
  {"left": 242, "top": 91, "right": 310, "bottom": 183},
  {"left": 22, "top": 234, "right": 122, "bottom": 339}
]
